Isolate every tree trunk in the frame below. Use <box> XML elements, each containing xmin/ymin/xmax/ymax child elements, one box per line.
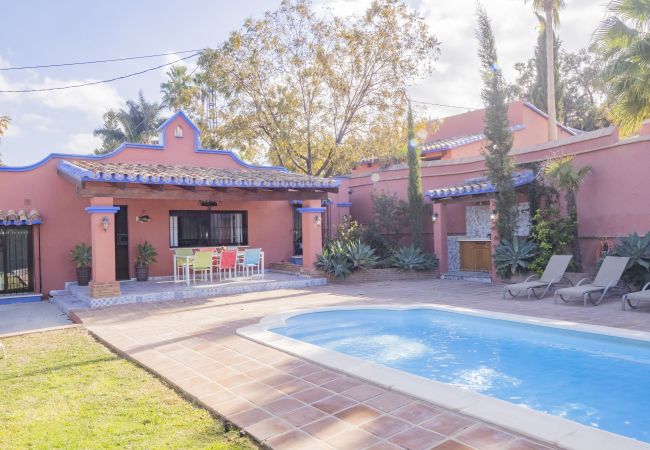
<box><xmin>566</xmin><ymin>190</ymin><xmax>582</xmax><ymax>271</ymax></box>
<box><xmin>545</xmin><ymin>5</ymin><xmax>558</xmax><ymax>141</ymax></box>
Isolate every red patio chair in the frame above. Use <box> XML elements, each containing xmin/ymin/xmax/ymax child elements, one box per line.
<box><xmin>218</xmin><ymin>250</ymin><xmax>238</xmax><ymax>281</ymax></box>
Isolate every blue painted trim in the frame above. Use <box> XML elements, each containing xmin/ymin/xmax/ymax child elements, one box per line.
<box><xmin>1</xmin><ymin>110</ymin><xmax>289</xmax><ymax>174</ymax></box>
<box><xmin>57</xmin><ymin>160</ymin><xmax>339</xmax><ymax>190</ymax></box>
<box><xmin>0</xmin><ymin>219</ymin><xmax>41</xmax><ymax>226</ymax></box>
<box><xmin>523</xmin><ymin>102</ymin><xmax>578</xmax><ymax>135</ymax></box>
<box><xmin>297</xmin><ymin>207</ymin><xmax>326</xmax><ymax>213</ymax></box>
<box><xmin>0</xmin><ymin>293</ymin><xmax>42</xmax><ymax>304</ymax></box>
<box><xmin>336</xmin><ymin>202</ymin><xmax>352</xmax><ymax>207</ymax></box>
<box><xmin>85</xmin><ymin>206</ymin><xmax>120</xmax><ymax>214</ymax></box>
<box><xmin>289</xmin><ymin>200</ymin><xmax>303</xmax><ymax>205</ymax></box>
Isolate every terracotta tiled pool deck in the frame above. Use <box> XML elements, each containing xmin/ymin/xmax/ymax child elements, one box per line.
<box><xmin>73</xmin><ymin>279</ymin><xmax>650</xmax><ymax>450</ymax></box>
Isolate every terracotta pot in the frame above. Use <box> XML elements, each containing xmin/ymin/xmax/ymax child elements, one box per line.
<box><xmin>135</xmin><ymin>264</ymin><xmax>149</xmax><ymax>282</ymax></box>
<box><xmin>76</xmin><ymin>266</ymin><xmax>91</xmax><ymax>286</ymax></box>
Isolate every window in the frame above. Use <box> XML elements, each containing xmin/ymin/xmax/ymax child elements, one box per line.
<box><xmin>175</xmin><ymin>125</ymin><xmax>183</xmax><ymax>138</ymax></box>
<box><xmin>169</xmin><ymin>211</ymin><xmax>248</xmax><ymax>247</ymax></box>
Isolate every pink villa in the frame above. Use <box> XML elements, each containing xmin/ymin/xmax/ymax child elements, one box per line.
<box><xmin>0</xmin><ymin>111</ymin><xmax>348</xmax><ymax>300</ymax></box>
<box><xmin>2</xmin><ymin>100</ymin><xmax>650</xmax><ymax>301</ymax></box>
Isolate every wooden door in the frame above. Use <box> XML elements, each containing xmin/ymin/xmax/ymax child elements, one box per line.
<box><xmin>460</xmin><ymin>241</ymin><xmax>491</xmax><ymax>272</ymax></box>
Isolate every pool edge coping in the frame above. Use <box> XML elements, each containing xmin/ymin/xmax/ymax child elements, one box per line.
<box><xmin>236</xmin><ymin>303</ymin><xmax>650</xmax><ymax>450</ymax></box>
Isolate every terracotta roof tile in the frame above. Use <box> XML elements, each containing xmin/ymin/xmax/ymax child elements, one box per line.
<box><xmin>0</xmin><ymin>209</ymin><xmax>42</xmax><ymax>225</ymax></box>
<box><xmin>58</xmin><ymin>160</ymin><xmax>339</xmax><ymax>190</ymax></box>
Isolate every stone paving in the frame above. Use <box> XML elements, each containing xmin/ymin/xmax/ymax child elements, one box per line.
<box><xmin>73</xmin><ymin>279</ymin><xmax>650</xmax><ymax>450</ymax></box>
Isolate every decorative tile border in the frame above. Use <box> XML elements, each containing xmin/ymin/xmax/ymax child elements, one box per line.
<box><xmin>63</xmin><ymin>277</ymin><xmax>327</xmax><ymax>309</ymax></box>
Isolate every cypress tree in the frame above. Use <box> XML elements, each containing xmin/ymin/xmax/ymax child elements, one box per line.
<box><xmin>406</xmin><ymin>101</ymin><xmax>424</xmax><ymax>249</ymax></box>
<box><xmin>476</xmin><ymin>5</ymin><xmax>517</xmax><ymax>241</ymax></box>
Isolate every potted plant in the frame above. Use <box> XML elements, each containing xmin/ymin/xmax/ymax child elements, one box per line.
<box><xmin>70</xmin><ymin>243</ymin><xmax>92</xmax><ymax>286</ymax></box>
<box><xmin>135</xmin><ymin>241</ymin><xmax>158</xmax><ymax>282</ymax></box>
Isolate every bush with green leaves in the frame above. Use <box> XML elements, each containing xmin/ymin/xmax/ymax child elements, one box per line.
<box><xmin>316</xmin><ymin>241</ymin><xmax>353</xmax><ymax>278</ymax></box>
<box><xmin>528</xmin><ymin>207</ymin><xmax>576</xmax><ymax>275</ymax></box>
<box><xmin>345</xmin><ymin>240</ymin><xmax>378</xmax><ymax>270</ymax></box>
<box><xmin>494</xmin><ymin>238</ymin><xmax>537</xmax><ymax>278</ymax></box>
<box><xmin>333</xmin><ymin>215</ymin><xmax>364</xmax><ymax>245</ymax></box>
<box><xmin>391</xmin><ymin>245</ymin><xmax>438</xmax><ymax>271</ymax></box>
<box><xmin>613</xmin><ymin>232</ymin><xmax>650</xmax><ymax>288</ymax></box>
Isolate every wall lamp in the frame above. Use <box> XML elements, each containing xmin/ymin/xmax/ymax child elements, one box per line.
<box><xmin>431</xmin><ymin>212</ymin><xmax>439</xmax><ymax>223</ymax></box>
<box><xmin>314</xmin><ymin>215</ymin><xmax>322</xmax><ymax>226</ymax></box>
<box><xmin>101</xmin><ymin>216</ymin><xmax>110</xmax><ymax>232</ymax></box>
<box><xmin>489</xmin><ymin>210</ymin><xmax>497</xmax><ymax>222</ymax></box>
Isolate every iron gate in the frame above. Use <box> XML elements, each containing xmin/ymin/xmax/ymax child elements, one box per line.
<box><xmin>0</xmin><ymin>226</ymin><xmax>34</xmax><ymax>295</ymax></box>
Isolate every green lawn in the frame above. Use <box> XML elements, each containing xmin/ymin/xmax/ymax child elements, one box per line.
<box><xmin>0</xmin><ymin>328</ymin><xmax>257</xmax><ymax>450</ymax></box>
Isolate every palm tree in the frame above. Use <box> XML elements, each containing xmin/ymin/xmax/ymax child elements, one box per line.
<box><xmin>525</xmin><ymin>0</ymin><xmax>566</xmax><ymax>140</ymax></box>
<box><xmin>594</xmin><ymin>0</ymin><xmax>650</xmax><ymax>135</ymax></box>
<box><xmin>161</xmin><ymin>66</ymin><xmax>197</xmax><ymax>112</ymax></box>
<box><xmin>542</xmin><ymin>154</ymin><xmax>592</xmax><ymax>270</ymax></box>
<box><xmin>94</xmin><ymin>91</ymin><xmax>164</xmax><ymax>154</ymax></box>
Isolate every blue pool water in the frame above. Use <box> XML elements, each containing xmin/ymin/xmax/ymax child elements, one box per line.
<box><xmin>272</xmin><ymin>308</ymin><xmax>650</xmax><ymax>443</ymax></box>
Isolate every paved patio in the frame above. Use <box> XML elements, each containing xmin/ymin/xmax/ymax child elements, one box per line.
<box><xmin>73</xmin><ymin>279</ymin><xmax>650</xmax><ymax>450</ymax></box>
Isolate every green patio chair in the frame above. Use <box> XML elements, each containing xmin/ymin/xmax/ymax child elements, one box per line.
<box><xmin>173</xmin><ymin>248</ymin><xmax>194</xmax><ymax>282</ymax></box>
<box><xmin>192</xmin><ymin>251</ymin><xmax>214</xmax><ymax>284</ymax></box>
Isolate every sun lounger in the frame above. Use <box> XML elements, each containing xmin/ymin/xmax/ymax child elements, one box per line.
<box><xmin>503</xmin><ymin>255</ymin><xmax>573</xmax><ymax>300</ymax></box>
<box><xmin>554</xmin><ymin>256</ymin><xmax>629</xmax><ymax>306</ymax></box>
<box><xmin>622</xmin><ymin>282</ymin><xmax>650</xmax><ymax>310</ymax></box>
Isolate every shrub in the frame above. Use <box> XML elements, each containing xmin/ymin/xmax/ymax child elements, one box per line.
<box><xmin>366</xmin><ymin>191</ymin><xmax>408</xmax><ymax>257</ymax></box>
<box><xmin>345</xmin><ymin>240</ymin><xmax>378</xmax><ymax>270</ymax></box>
<box><xmin>494</xmin><ymin>238</ymin><xmax>537</xmax><ymax>278</ymax></box>
<box><xmin>333</xmin><ymin>215</ymin><xmax>364</xmax><ymax>245</ymax></box>
<box><xmin>135</xmin><ymin>241</ymin><xmax>158</xmax><ymax>267</ymax></box>
<box><xmin>70</xmin><ymin>243</ymin><xmax>92</xmax><ymax>268</ymax></box>
<box><xmin>613</xmin><ymin>232</ymin><xmax>650</xmax><ymax>288</ymax></box>
<box><xmin>316</xmin><ymin>241</ymin><xmax>352</xmax><ymax>278</ymax></box>
<box><xmin>528</xmin><ymin>207</ymin><xmax>576</xmax><ymax>275</ymax></box>
<box><xmin>391</xmin><ymin>245</ymin><xmax>438</xmax><ymax>271</ymax></box>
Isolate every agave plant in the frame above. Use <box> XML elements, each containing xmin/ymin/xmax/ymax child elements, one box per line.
<box><xmin>345</xmin><ymin>240</ymin><xmax>378</xmax><ymax>270</ymax></box>
<box><xmin>391</xmin><ymin>245</ymin><xmax>438</xmax><ymax>271</ymax></box>
<box><xmin>494</xmin><ymin>238</ymin><xmax>538</xmax><ymax>278</ymax></box>
<box><xmin>613</xmin><ymin>232</ymin><xmax>650</xmax><ymax>288</ymax></box>
<box><xmin>316</xmin><ymin>241</ymin><xmax>352</xmax><ymax>278</ymax></box>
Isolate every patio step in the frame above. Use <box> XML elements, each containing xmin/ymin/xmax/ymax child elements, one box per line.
<box><xmin>53</xmin><ymin>271</ymin><xmax>327</xmax><ymax>310</ymax></box>
<box><xmin>441</xmin><ymin>271</ymin><xmax>492</xmax><ymax>284</ymax></box>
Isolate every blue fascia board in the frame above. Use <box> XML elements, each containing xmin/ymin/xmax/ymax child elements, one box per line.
<box><xmin>0</xmin><ymin>219</ymin><xmax>42</xmax><ymax>226</ymax></box>
<box><xmin>85</xmin><ymin>206</ymin><xmax>121</xmax><ymax>214</ymax></box>
<box><xmin>336</xmin><ymin>202</ymin><xmax>352</xmax><ymax>207</ymax></box>
<box><xmin>425</xmin><ymin>170</ymin><xmax>536</xmax><ymax>200</ymax></box>
<box><xmin>297</xmin><ymin>207</ymin><xmax>326</xmax><ymax>213</ymax></box>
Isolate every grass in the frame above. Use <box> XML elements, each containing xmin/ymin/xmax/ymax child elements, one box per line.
<box><xmin>0</xmin><ymin>328</ymin><xmax>257</xmax><ymax>450</ymax></box>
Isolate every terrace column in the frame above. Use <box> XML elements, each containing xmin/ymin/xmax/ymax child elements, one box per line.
<box><xmin>489</xmin><ymin>198</ymin><xmax>499</xmax><ymax>281</ymax></box>
<box><xmin>85</xmin><ymin>197</ymin><xmax>121</xmax><ymax>298</ymax></box>
<box><xmin>299</xmin><ymin>200</ymin><xmax>325</xmax><ymax>269</ymax></box>
<box><xmin>433</xmin><ymin>202</ymin><xmax>448</xmax><ymax>273</ymax></box>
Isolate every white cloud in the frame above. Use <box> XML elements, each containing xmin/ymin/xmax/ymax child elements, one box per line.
<box><xmin>3</xmin><ymin>122</ymin><xmax>22</xmax><ymax>137</ymax></box>
<box><xmin>161</xmin><ymin>52</ymin><xmax>198</xmax><ymax>77</ymax></box>
<box><xmin>31</xmin><ymin>78</ymin><xmax>123</xmax><ymax>122</ymax></box>
<box><xmin>21</xmin><ymin>112</ymin><xmax>53</xmax><ymax>132</ymax></box>
<box><xmin>62</xmin><ymin>132</ymin><xmax>101</xmax><ymax>154</ymax></box>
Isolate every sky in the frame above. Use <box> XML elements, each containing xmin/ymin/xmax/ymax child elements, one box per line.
<box><xmin>0</xmin><ymin>0</ymin><xmax>606</xmax><ymax>166</ymax></box>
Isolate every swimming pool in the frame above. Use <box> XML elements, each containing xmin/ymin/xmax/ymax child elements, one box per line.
<box><xmin>264</xmin><ymin>307</ymin><xmax>650</xmax><ymax>445</ymax></box>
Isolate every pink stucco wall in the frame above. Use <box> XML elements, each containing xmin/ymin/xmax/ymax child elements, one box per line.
<box><xmin>344</xmin><ymin>124</ymin><xmax>650</xmax><ymax>271</ymax></box>
<box><xmin>0</xmin><ymin>113</ymin><xmax>305</xmax><ymax>294</ymax></box>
